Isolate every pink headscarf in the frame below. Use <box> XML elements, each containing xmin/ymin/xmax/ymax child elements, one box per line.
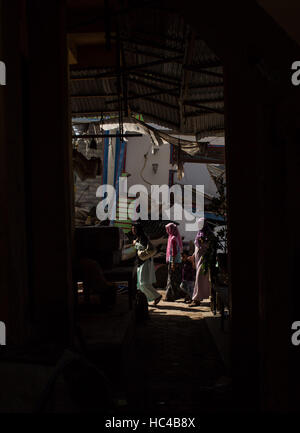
<box><xmin>165</xmin><ymin>223</ymin><xmax>183</xmax><ymax>262</ymax></box>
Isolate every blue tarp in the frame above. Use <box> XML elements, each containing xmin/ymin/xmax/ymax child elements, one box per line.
<box><xmin>204</xmin><ymin>212</ymin><xmax>225</xmax><ymax>223</ymax></box>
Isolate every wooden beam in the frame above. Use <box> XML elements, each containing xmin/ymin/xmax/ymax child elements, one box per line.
<box><xmin>70</xmin><ymin>55</ymin><xmax>183</xmax><ymax>80</ymax></box>
<box><xmin>125</xmin><ymin>55</ymin><xmax>183</xmax><ymax>71</ymax></box>
<box><xmin>131</xmin><ymin>110</ymin><xmax>179</xmax><ymax>128</ymax></box>
<box><xmin>130</xmin><ymin>94</ymin><xmax>178</xmax><ymax>111</ymax></box>
<box><xmin>71</xmin><ymin>74</ymin><xmax>116</xmax><ymax>81</ymax></box>
<box><xmin>183</xmin><ymin>64</ymin><xmax>223</xmax><ymax>78</ymax></box>
<box><xmin>72</xmin><ymin>110</ymin><xmax>122</xmax><ymax>116</ymax></box>
<box><xmin>179</xmin><ymin>26</ymin><xmax>195</xmax><ymax>131</ymax></box>
<box><xmin>127</xmin><ymin>77</ymin><xmax>179</xmax><ymax>94</ymax></box>
<box><xmin>189</xmin><ymin>82</ymin><xmax>224</xmax><ymax>89</ymax></box>
<box><xmin>184</xmin><ymin>100</ymin><xmax>223</xmax><ymax>110</ymax></box>
<box><xmin>130</xmin><ymin>72</ymin><xmax>224</xmax><ymax>90</ymax></box>
<box><xmin>116</xmin><ymin>27</ymin><xmax>123</xmax><ymax>134</ymax></box>
<box><xmin>72</xmin><ymin>133</ymin><xmax>143</xmax><ymax>138</ymax></box>
<box><xmin>71</xmin><ymin>93</ymin><xmax>118</xmax><ymax>98</ymax></box>
<box><xmin>183</xmin><ymin>97</ymin><xmax>224</xmax><ymax>104</ymax></box>
<box><xmin>129</xmin><ymin>71</ymin><xmax>180</xmax><ymax>86</ymax></box>
<box><xmin>184</xmin><ymin>102</ymin><xmax>224</xmax><ymax>115</ymax></box>
<box><xmin>124</xmin><ymin>46</ymin><xmax>184</xmax><ymax>63</ymax></box>
<box><xmin>134</xmin><ymin>87</ymin><xmax>178</xmax><ymax>99</ymax></box>
<box><xmin>106</xmin><ymin>86</ymin><xmax>179</xmax><ymax>105</ymax></box>
<box><xmin>185</xmin><ymin>110</ymin><xmax>224</xmax><ymax>118</ymax></box>
<box><xmin>71</xmin><ymin>69</ymin><xmax>180</xmax><ymax>86</ymax></box>
<box><xmin>126</xmin><ymin>29</ymin><xmax>186</xmax><ymax>45</ymax></box>
<box><xmin>120</xmin><ymin>38</ymin><xmax>129</xmax><ymax>117</ymax></box>
<box><xmin>113</xmin><ymin>34</ymin><xmax>184</xmax><ymax>55</ymax></box>
<box><xmin>183</xmin><ymin>60</ymin><xmax>222</xmax><ymax>69</ymax></box>
<box><xmin>195</xmin><ymin>60</ymin><xmax>222</xmax><ymax>68</ymax></box>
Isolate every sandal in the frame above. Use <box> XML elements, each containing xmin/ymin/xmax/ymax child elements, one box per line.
<box><xmin>154</xmin><ymin>295</ymin><xmax>162</xmax><ymax>306</ymax></box>
<box><xmin>188</xmin><ymin>300</ymin><xmax>200</xmax><ymax>307</ymax></box>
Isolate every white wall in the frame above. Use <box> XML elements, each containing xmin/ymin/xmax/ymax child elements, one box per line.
<box><xmin>125</xmin><ymin>133</ymin><xmax>220</xmax><ymax>242</ymax></box>
<box><xmin>125</xmin><ymin>134</ymin><xmax>172</xmax><ymax>192</ymax></box>
<box><xmin>126</xmin><ymin>133</ymin><xmax>219</xmax><ymax>199</ymax></box>
<box><xmin>174</xmin><ymin>163</ymin><xmax>218</xmax><ymax>197</ymax></box>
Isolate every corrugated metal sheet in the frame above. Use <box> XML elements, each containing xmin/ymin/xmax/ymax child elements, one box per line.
<box><xmin>70</xmin><ymin>7</ymin><xmax>224</xmax><ymax>138</ymax></box>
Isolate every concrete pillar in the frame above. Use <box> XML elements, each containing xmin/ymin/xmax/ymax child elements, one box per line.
<box><xmin>0</xmin><ymin>0</ymin><xmax>74</xmax><ymax>347</ymax></box>
<box><xmin>25</xmin><ymin>0</ymin><xmax>74</xmax><ymax>344</ymax></box>
<box><xmin>0</xmin><ymin>0</ymin><xmax>30</xmax><ymax>346</ymax></box>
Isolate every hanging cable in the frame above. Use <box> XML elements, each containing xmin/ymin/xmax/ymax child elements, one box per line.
<box><xmin>139</xmin><ymin>142</ymin><xmax>154</xmax><ymax>186</ymax></box>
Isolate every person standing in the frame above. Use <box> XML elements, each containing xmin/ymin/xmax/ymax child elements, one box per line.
<box><xmin>132</xmin><ymin>222</ymin><xmax>162</xmax><ymax>306</ymax></box>
<box><xmin>189</xmin><ymin>218</ymin><xmax>211</xmax><ymax>307</ymax></box>
<box><xmin>180</xmin><ymin>250</ymin><xmax>196</xmax><ymax>303</ymax></box>
<box><xmin>165</xmin><ymin>223</ymin><xmax>183</xmax><ymax>301</ymax></box>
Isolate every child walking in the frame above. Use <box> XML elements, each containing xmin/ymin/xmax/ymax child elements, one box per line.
<box><xmin>180</xmin><ymin>250</ymin><xmax>196</xmax><ymax>303</ymax></box>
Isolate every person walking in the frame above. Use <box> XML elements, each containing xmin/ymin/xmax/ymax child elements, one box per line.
<box><xmin>180</xmin><ymin>250</ymin><xmax>196</xmax><ymax>303</ymax></box>
<box><xmin>132</xmin><ymin>222</ymin><xmax>162</xmax><ymax>306</ymax></box>
<box><xmin>165</xmin><ymin>223</ymin><xmax>183</xmax><ymax>301</ymax></box>
<box><xmin>189</xmin><ymin>218</ymin><xmax>211</xmax><ymax>307</ymax></box>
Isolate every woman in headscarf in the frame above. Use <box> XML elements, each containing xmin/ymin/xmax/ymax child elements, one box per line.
<box><xmin>189</xmin><ymin>217</ymin><xmax>211</xmax><ymax>307</ymax></box>
<box><xmin>165</xmin><ymin>222</ymin><xmax>183</xmax><ymax>301</ymax></box>
<box><xmin>132</xmin><ymin>222</ymin><xmax>162</xmax><ymax>305</ymax></box>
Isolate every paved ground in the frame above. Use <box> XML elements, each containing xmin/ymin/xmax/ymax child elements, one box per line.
<box><xmin>120</xmin><ymin>290</ymin><xmax>233</xmax><ymax>414</ymax></box>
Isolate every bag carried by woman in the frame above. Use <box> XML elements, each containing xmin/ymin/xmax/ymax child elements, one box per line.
<box><xmin>137</xmin><ymin>240</ymin><xmax>157</xmax><ymax>261</ymax></box>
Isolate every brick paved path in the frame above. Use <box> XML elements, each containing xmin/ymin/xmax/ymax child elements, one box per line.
<box><xmin>125</xmin><ymin>290</ymin><xmax>232</xmax><ymax>414</ymax></box>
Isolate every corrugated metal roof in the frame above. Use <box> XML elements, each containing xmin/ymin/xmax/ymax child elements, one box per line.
<box><xmin>70</xmin><ymin>7</ymin><xmax>224</xmax><ymax>138</ymax></box>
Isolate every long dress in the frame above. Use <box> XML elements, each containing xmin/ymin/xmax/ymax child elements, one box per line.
<box><xmin>165</xmin><ymin>262</ymin><xmax>183</xmax><ymax>301</ymax></box>
<box><xmin>135</xmin><ymin>241</ymin><xmax>161</xmax><ymax>302</ymax></box>
<box><xmin>192</xmin><ymin>241</ymin><xmax>210</xmax><ymax>302</ymax></box>
<box><xmin>165</xmin><ymin>243</ymin><xmax>183</xmax><ymax>301</ymax></box>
